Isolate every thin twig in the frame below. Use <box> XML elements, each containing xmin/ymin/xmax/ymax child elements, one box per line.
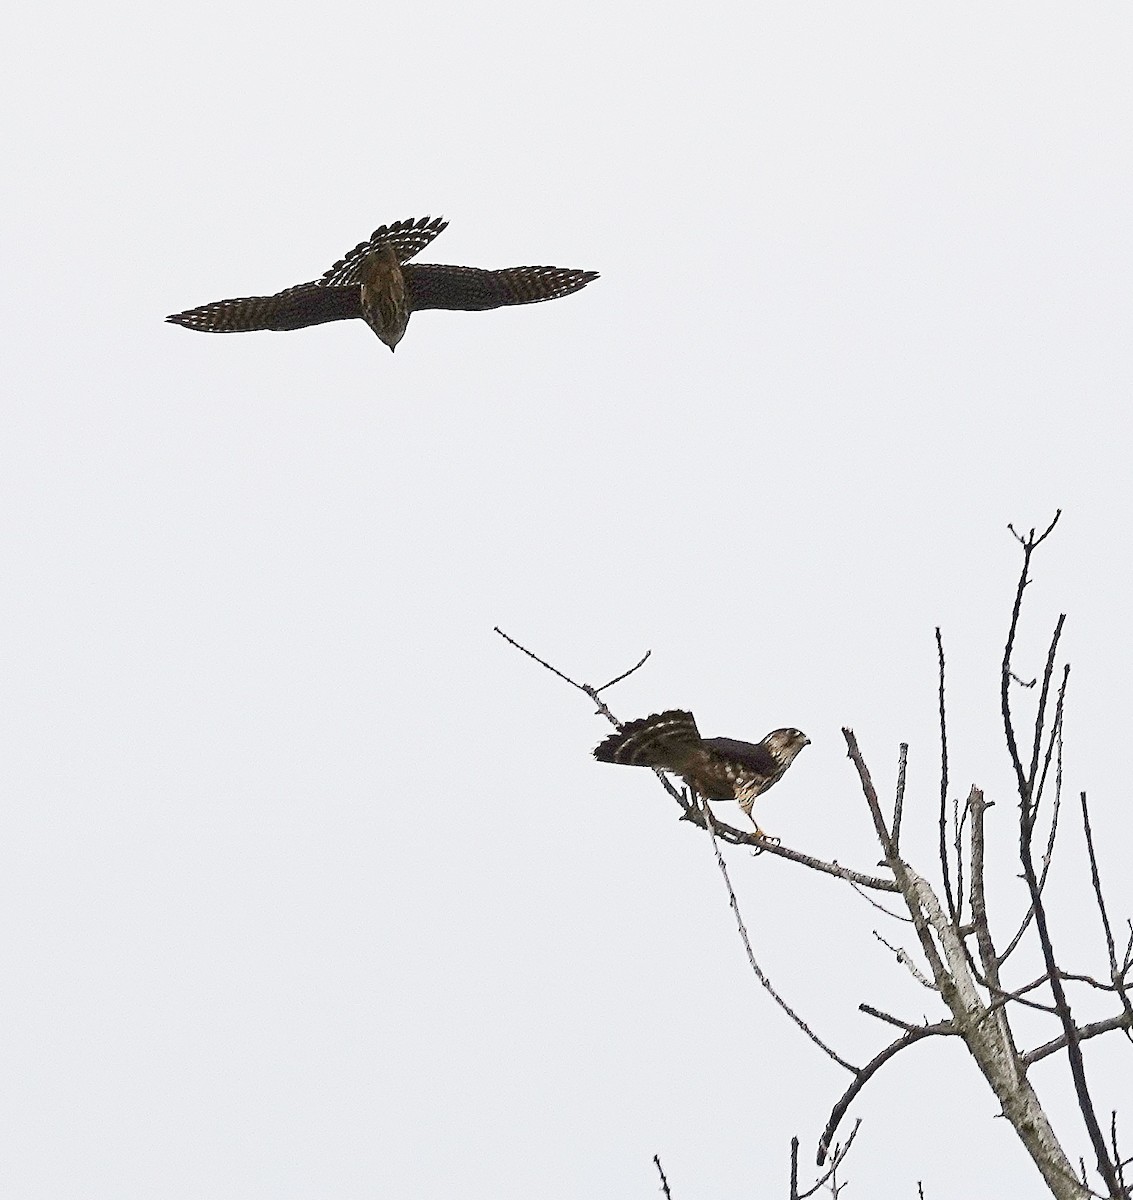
<box><xmin>798</xmin><ymin>1122</ymin><xmax>861</xmax><ymax>1199</ymax></box>
<box><xmin>843</xmin><ymin>729</ymin><xmax>896</xmax><ymax>860</ymax></box>
<box><xmin>935</xmin><ymin>628</ymin><xmax>958</xmax><ymax>925</ymax></box>
<box><xmin>653</xmin><ymin>1154</ymin><xmax>672</xmax><ymax>1199</ymax></box>
<box><xmin>493</xmin><ymin>626</ymin><xmax>633</xmax><ymax>727</ymax></box>
<box><xmin>1111</xmin><ymin>1112</ymin><xmax>1128</xmax><ymax>1196</ymax></box>
<box><xmin>1059</xmin><ymin>970</ymin><xmax>1133</xmax><ymax>995</ymax></box>
<box><xmin>851</xmin><ymin>880</ymin><xmax>913</xmax><ymax>923</ymax></box>
<box><xmin>999</xmin><ymin>677</ymin><xmax>1068</xmax><ymax>970</ymax></box>
<box><xmin>873</xmin><ymin>932</ymin><xmax>935</xmax><ymax>990</ymax></box>
<box><xmin>1034</xmin><ymin>665</ymin><xmax>1067</xmax><ymax>815</ymax></box>
<box><xmin>494</xmin><ymin>626</ymin><xmax>588</xmax><ymax>692</ymax></box>
<box><xmin>1025</xmin><ymin>621</ymin><xmax>1067</xmax><ymax>818</ymax></box>
<box><xmin>705</xmin><ymin>814</ymin><xmax>857</xmax><ymax>1073</ymax></box>
<box><xmin>978</xmin><ymin>974</ymin><xmax>1058</xmax><ymax>1017</ymax></box>
<box><xmin>1001</xmin><ymin>513</ymin><xmax>1062</xmax><ymax>803</ymax></box>
<box><xmin>953</xmin><ymin>791</ymin><xmax>966</xmax><ymax>930</ymax></box>
<box><xmin>1080</xmin><ymin>791</ymin><xmax>1133</xmax><ymax>1040</ymax></box>
<box><xmin>596</xmin><ymin>650</ymin><xmax>652</xmax><ymax>694</ymax></box>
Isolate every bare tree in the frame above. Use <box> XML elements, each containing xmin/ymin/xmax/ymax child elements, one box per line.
<box><xmin>498</xmin><ymin>514</ymin><xmax>1132</xmax><ymax>1198</ymax></box>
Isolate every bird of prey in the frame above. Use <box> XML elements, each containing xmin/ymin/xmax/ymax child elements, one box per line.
<box><xmin>593</xmin><ymin>710</ymin><xmax>809</xmax><ymax>835</ymax></box>
<box><xmin>166</xmin><ymin>216</ymin><xmax>598</xmax><ymax>352</ymax></box>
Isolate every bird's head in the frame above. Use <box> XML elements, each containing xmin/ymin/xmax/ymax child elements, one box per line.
<box><xmin>763</xmin><ymin>728</ymin><xmax>810</xmax><ymax>769</ymax></box>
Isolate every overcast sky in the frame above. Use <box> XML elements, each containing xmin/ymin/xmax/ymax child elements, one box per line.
<box><xmin>3</xmin><ymin>4</ymin><xmax>1132</xmax><ymax>1198</ymax></box>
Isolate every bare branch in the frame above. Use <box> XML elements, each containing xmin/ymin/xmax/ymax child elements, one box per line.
<box><xmin>1059</xmin><ymin>970</ymin><xmax>1133</xmax><ymax>996</ymax></box>
<box><xmin>1015</xmin><ymin>662</ymin><xmax>1122</xmax><ymax>1195</ymax></box>
<box><xmin>1023</xmin><ymin>1014</ymin><xmax>1133</xmax><ymax>1067</ymax></box>
<box><xmin>1007</xmin><ymin>511</ymin><xmax>1063</xmax><ymax>549</ymax></box>
<box><xmin>998</xmin><ymin>554</ymin><xmax>1070</xmax><ymax>971</ymax></box>
<box><xmin>705</xmin><ymin>811</ymin><xmax>858</xmax><ymax>1073</ymax></box>
<box><xmin>1034</xmin><ymin>665</ymin><xmax>1067</xmax><ymax>814</ymax></box>
<box><xmin>818</xmin><ymin>1023</ymin><xmax>953</xmax><ymax>1164</ymax></box>
<box><xmin>968</xmin><ymin>787</ymin><xmax>1004</xmax><ymax>997</ymax></box>
<box><xmin>1001</xmin><ymin>556</ymin><xmax>1031</xmax><ymax>800</ymax></box>
<box><xmin>1025</xmin><ymin>620</ymin><xmax>1067</xmax><ymax>818</ymax></box>
<box><xmin>494</xmin><ymin>625</ymin><xmax>590</xmax><ymax>694</ymax></box>
<box><xmin>978</xmin><ymin>975</ymin><xmax>1058</xmax><ymax>1017</ymax></box>
<box><xmin>892</xmin><ymin>743</ymin><xmax>908</xmax><ymax>855</ymax></box>
<box><xmin>999</xmin><ymin>544</ymin><xmax>1123</xmax><ymax>1192</ymax></box>
<box><xmin>842</xmin><ymin>728</ymin><xmax>897</xmax><ymax>860</ymax></box>
<box><xmin>936</xmin><ymin>628</ymin><xmax>957</xmax><ymax>924</ymax></box>
<box><xmin>861</xmin><ymin>1003</ymin><xmax>955</xmax><ymax>1036</ymax></box>
<box><xmin>843</xmin><ymin>731</ymin><xmax>951</xmax><ymax>991</ymax></box>
<box><xmin>653</xmin><ymin>1154</ymin><xmax>672</xmax><ymax>1199</ymax></box>
<box><xmin>680</xmin><ymin>804</ymin><xmax>900</xmax><ymax>891</ymax></box>
<box><xmin>596</xmin><ymin>650</ymin><xmax>652</xmax><ymax>694</ymax></box>
<box><xmin>999</xmin><ymin>681</ymin><xmax>1068</xmax><ymax>970</ymax></box>
<box><xmin>494</xmin><ymin>625</ymin><xmax>633</xmax><ymax>729</ymax></box>
<box><xmin>1080</xmin><ymin>791</ymin><xmax>1133</xmax><ymax>1040</ymax></box>
<box><xmin>1111</xmin><ymin>1113</ymin><xmax>1129</xmax><ymax>1197</ymax></box>
<box><xmin>872</xmin><ymin>932</ymin><xmax>936</xmax><ymax>990</ymax></box>
<box><xmin>837</xmin><ymin>726</ymin><xmax>1090</xmax><ymax>1196</ymax></box>
<box><xmin>851</xmin><ymin>880</ymin><xmax>913</xmax><ymax>922</ymax></box>
<box><xmin>797</xmin><ymin>1122</ymin><xmax>861</xmax><ymax>1199</ymax></box>
<box><xmin>997</xmin><ymin>905</ymin><xmax>1035</xmax><ymax>969</ymax></box>
<box><xmin>1001</xmin><ymin>514</ymin><xmax>1062</xmax><ymax>805</ymax></box>
<box><xmin>954</xmin><ymin>791</ymin><xmax>967</xmax><ymax>931</ymax></box>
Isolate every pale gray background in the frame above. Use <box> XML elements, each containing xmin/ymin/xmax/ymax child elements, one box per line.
<box><xmin>2</xmin><ymin>4</ymin><xmax>1131</xmax><ymax>1197</ymax></box>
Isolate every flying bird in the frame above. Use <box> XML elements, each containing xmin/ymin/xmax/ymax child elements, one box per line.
<box><xmin>167</xmin><ymin>216</ymin><xmax>598</xmax><ymax>352</ymax></box>
<box><xmin>593</xmin><ymin>710</ymin><xmax>809</xmax><ymax>836</ymax></box>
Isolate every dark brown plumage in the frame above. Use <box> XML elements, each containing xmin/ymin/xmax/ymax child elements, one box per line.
<box><xmin>166</xmin><ymin>216</ymin><xmax>598</xmax><ymax>352</ymax></box>
<box><xmin>594</xmin><ymin>710</ymin><xmax>809</xmax><ymax>835</ymax></box>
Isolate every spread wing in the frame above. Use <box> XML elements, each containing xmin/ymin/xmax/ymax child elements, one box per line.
<box><xmin>404</xmin><ymin>264</ymin><xmax>599</xmax><ymax>312</ymax></box>
<box><xmin>320</xmin><ymin>217</ymin><xmax>449</xmax><ymax>287</ymax></box>
<box><xmin>167</xmin><ymin>282</ymin><xmax>360</xmax><ymax>332</ymax></box>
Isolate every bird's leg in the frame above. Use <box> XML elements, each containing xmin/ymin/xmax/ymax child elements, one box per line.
<box><xmin>739</xmin><ymin>798</ymin><xmax>780</xmax><ymax>849</ymax></box>
<box><xmin>693</xmin><ymin>787</ymin><xmax>712</xmax><ymax>825</ymax></box>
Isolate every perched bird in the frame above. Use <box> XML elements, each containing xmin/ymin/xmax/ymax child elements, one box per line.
<box><xmin>166</xmin><ymin>216</ymin><xmax>598</xmax><ymax>352</ymax></box>
<box><xmin>594</xmin><ymin>710</ymin><xmax>809</xmax><ymax>835</ymax></box>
